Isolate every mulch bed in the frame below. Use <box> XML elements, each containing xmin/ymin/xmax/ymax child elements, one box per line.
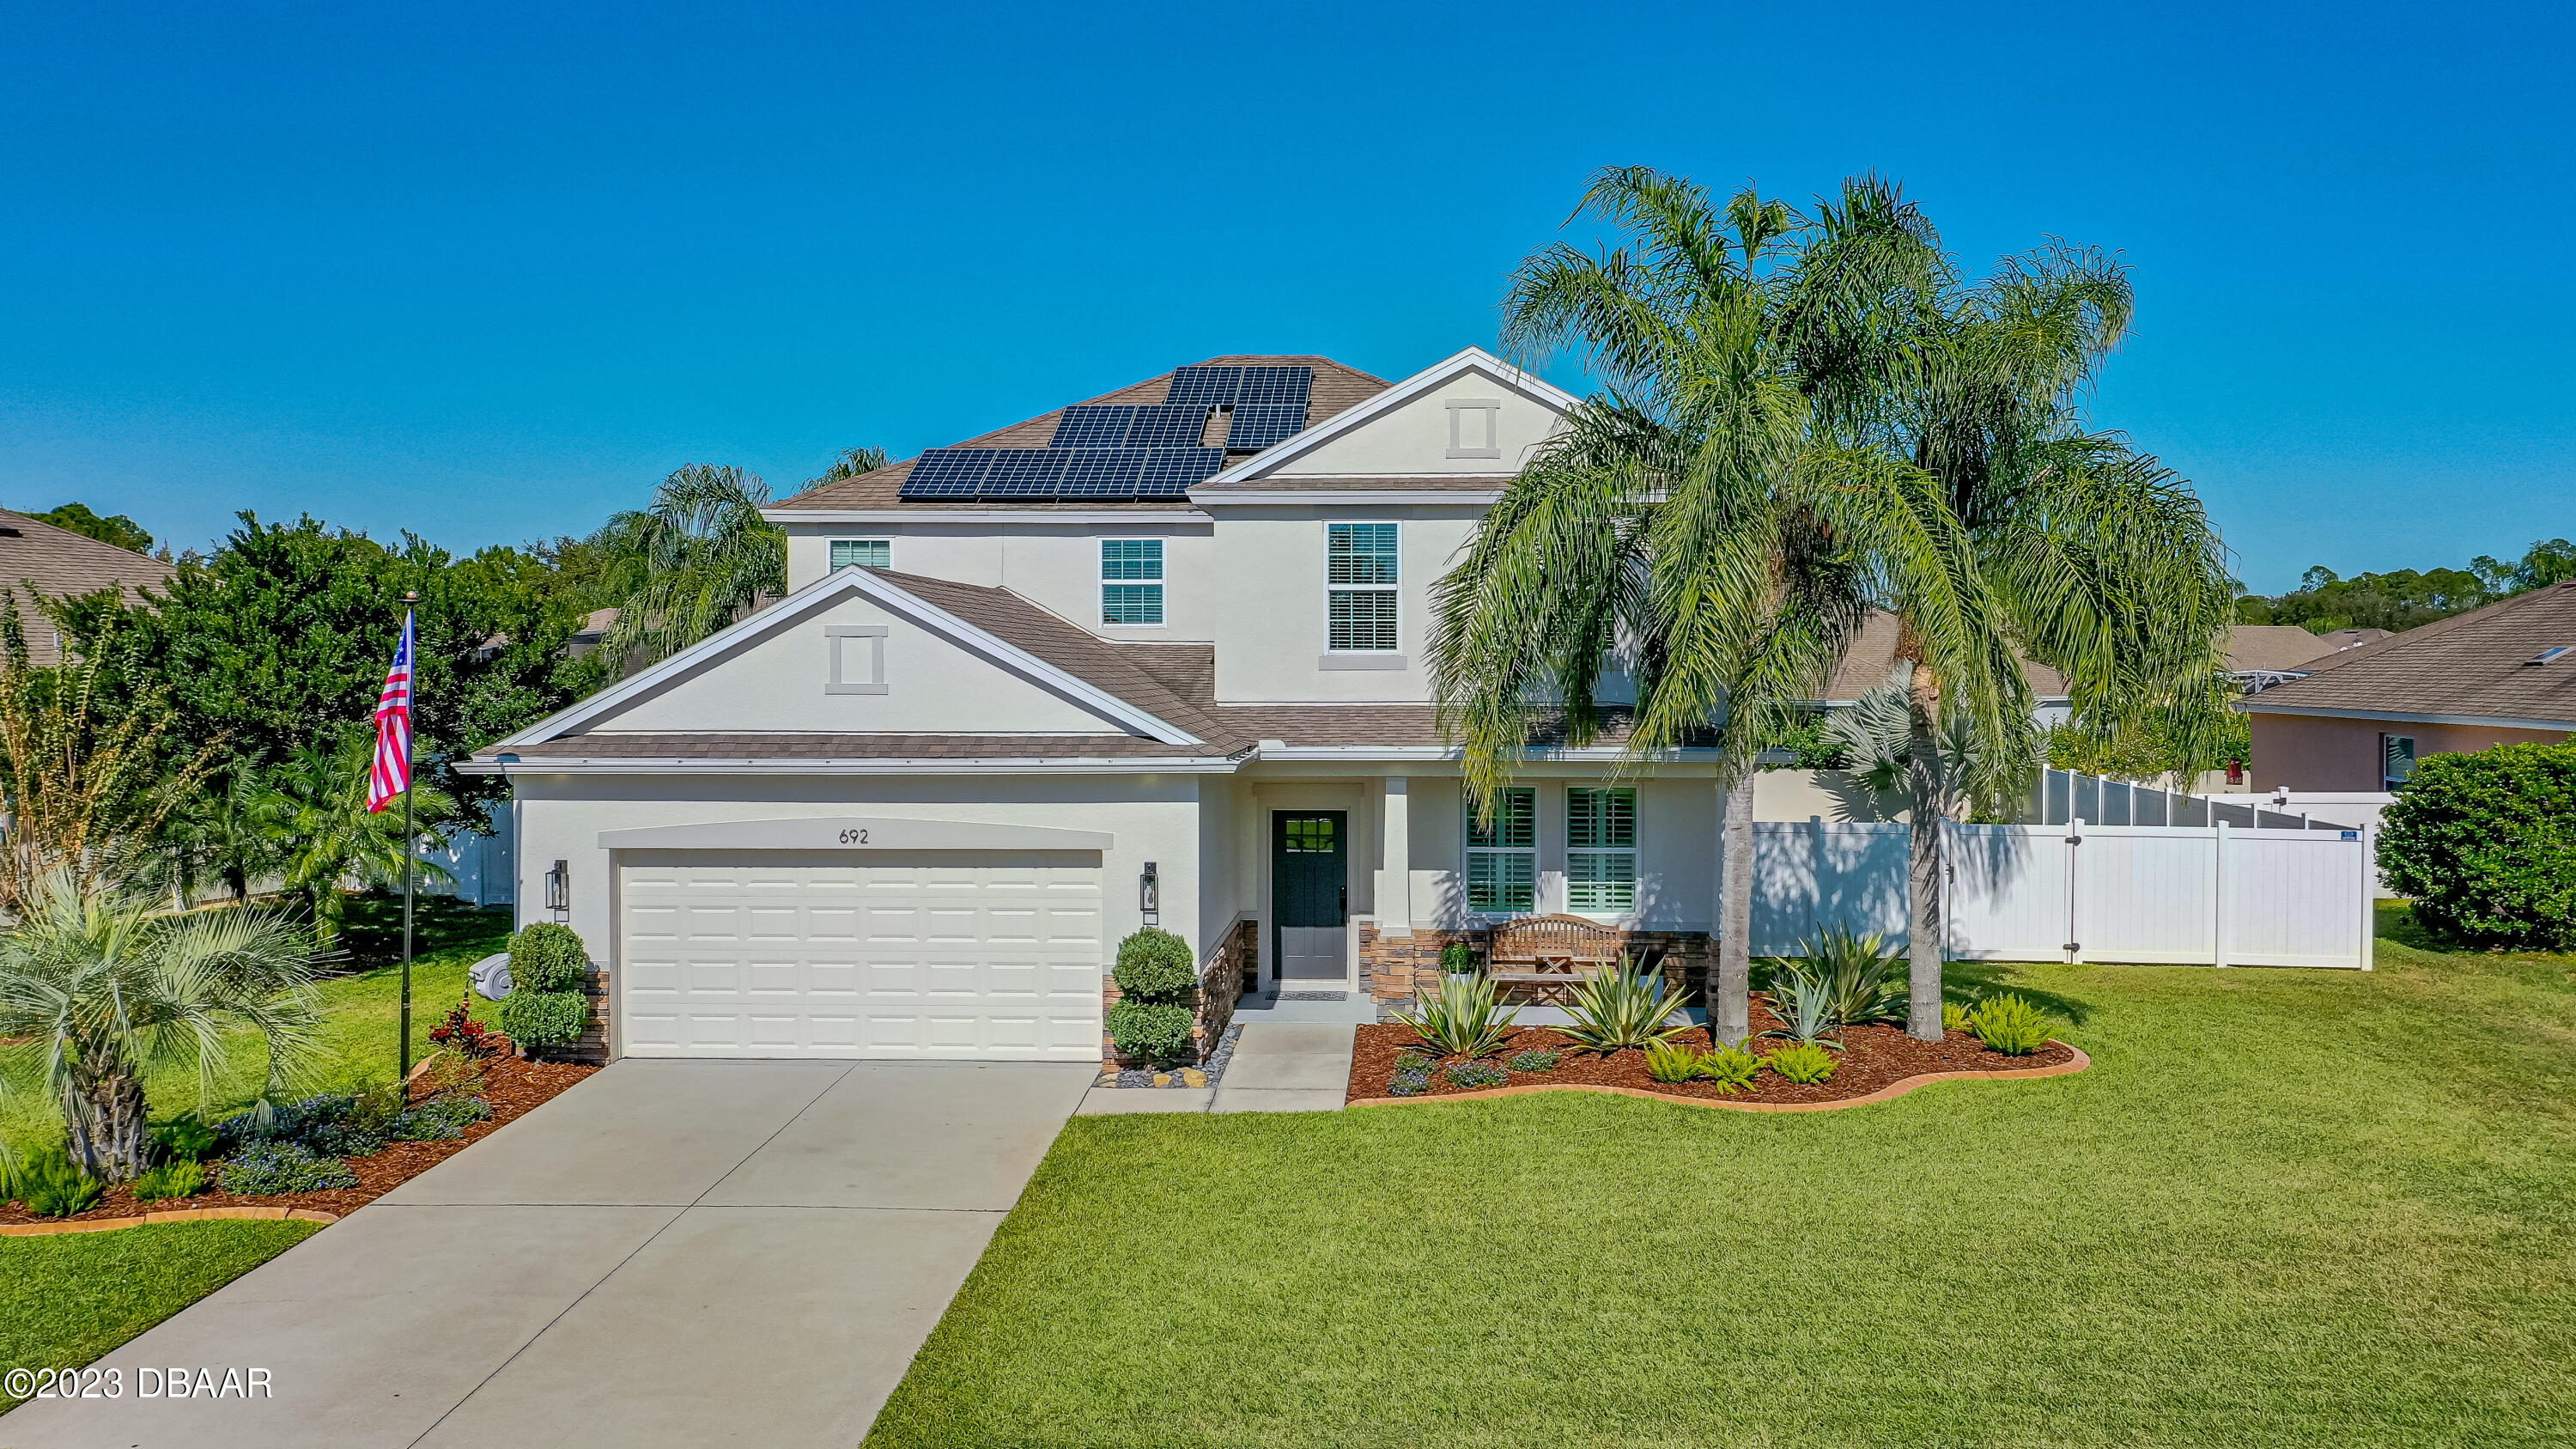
<box><xmin>1349</xmin><ymin>999</ymin><xmax>2075</xmax><ymax>1107</ymax></box>
<box><xmin>0</xmin><ymin>1054</ymin><xmax>598</xmax><ymax>1229</ymax></box>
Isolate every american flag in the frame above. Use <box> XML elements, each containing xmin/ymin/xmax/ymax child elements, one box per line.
<box><xmin>366</xmin><ymin>611</ymin><xmax>415</xmax><ymax>814</ymax></box>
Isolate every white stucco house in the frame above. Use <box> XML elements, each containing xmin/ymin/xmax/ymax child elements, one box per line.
<box><xmin>465</xmin><ymin>348</ymin><xmax>1971</xmax><ymax>1063</ymax></box>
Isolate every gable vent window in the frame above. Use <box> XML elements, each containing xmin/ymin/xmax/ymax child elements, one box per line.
<box><xmin>830</xmin><ymin>539</ymin><xmax>890</xmax><ymax>571</ymax></box>
<box><xmin>1101</xmin><ymin>539</ymin><xmax>1164</xmax><ymax>625</ymax></box>
<box><xmin>1465</xmin><ymin>787</ymin><xmax>1536</xmax><ymax>915</ymax></box>
<box><xmin>1567</xmin><ymin>787</ymin><xmax>1638</xmax><ymax>912</ymax></box>
<box><xmin>1327</xmin><ymin>523</ymin><xmax>1400</xmax><ymax>650</ymax></box>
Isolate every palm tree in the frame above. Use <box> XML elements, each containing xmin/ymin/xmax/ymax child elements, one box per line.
<box><xmin>165</xmin><ymin>763</ymin><xmax>288</xmax><ymax>908</ymax></box>
<box><xmin>1433</xmin><ymin>170</ymin><xmax>2021</xmax><ymax>1045</ymax></box>
<box><xmin>0</xmin><ymin>871</ymin><xmax>323</xmax><ymax>1181</ymax></box>
<box><xmin>592</xmin><ymin>465</ymin><xmax>788</xmax><ymax>667</ymax></box>
<box><xmin>808</xmin><ymin>446</ymin><xmax>888</xmax><ymax>488</ymax></box>
<box><xmin>1778</xmin><ymin>180</ymin><xmax>2236</xmax><ymax>1036</ymax></box>
<box><xmin>258</xmin><ymin>736</ymin><xmax>455</xmax><ymax>946</ymax></box>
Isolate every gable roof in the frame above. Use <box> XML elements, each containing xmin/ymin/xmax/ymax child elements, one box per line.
<box><xmin>1819</xmin><ymin>612</ymin><xmax>2070</xmax><ymax>702</ymax></box>
<box><xmin>0</xmin><ymin>508</ymin><xmax>173</xmax><ymax>665</ymax></box>
<box><xmin>766</xmin><ymin>356</ymin><xmax>1392</xmax><ymax>514</ymax></box>
<box><xmin>2239</xmin><ymin>581</ymin><xmax>2576</xmax><ymax>728</ymax></box>
<box><xmin>1194</xmin><ymin>346</ymin><xmax>1578</xmax><ymax>492</ymax></box>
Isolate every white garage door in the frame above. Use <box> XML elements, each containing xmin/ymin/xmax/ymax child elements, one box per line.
<box><xmin>617</xmin><ymin>851</ymin><xmax>1103</xmax><ymax>1059</ymax></box>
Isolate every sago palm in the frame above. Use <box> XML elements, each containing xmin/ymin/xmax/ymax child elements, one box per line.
<box><xmin>0</xmin><ymin>872</ymin><xmax>323</xmax><ymax>1181</ymax></box>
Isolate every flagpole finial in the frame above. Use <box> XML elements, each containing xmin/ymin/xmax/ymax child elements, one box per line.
<box><xmin>403</xmin><ymin>590</ymin><xmax>419</xmax><ymax>603</ymax></box>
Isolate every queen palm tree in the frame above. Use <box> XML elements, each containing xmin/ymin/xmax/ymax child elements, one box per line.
<box><xmin>592</xmin><ymin>465</ymin><xmax>788</xmax><ymax>668</ymax></box>
<box><xmin>0</xmin><ymin>871</ymin><xmax>322</xmax><ymax>1181</ymax></box>
<box><xmin>1433</xmin><ymin>170</ymin><xmax>2022</xmax><ymax>1044</ymax></box>
<box><xmin>258</xmin><ymin>736</ymin><xmax>455</xmax><ymax>946</ymax></box>
<box><xmin>1437</xmin><ymin>168</ymin><xmax>2232</xmax><ymax>1042</ymax></box>
<box><xmin>808</xmin><ymin>446</ymin><xmax>889</xmax><ymax>488</ymax></box>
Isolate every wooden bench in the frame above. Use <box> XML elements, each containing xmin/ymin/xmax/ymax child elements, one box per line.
<box><xmin>1482</xmin><ymin>916</ymin><xmax>1668</xmax><ymax>1006</ymax></box>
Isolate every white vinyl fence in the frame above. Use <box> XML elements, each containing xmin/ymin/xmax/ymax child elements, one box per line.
<box><xmin>1751</xmin><ymin>816</ymin><xmax>2376</xmax><ymax>970</ymax></box>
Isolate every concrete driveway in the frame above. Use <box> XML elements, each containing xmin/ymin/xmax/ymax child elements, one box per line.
<box><xmin>1</xmin><ymin>1058</ymin><xmax>1094</xmax><ymax>1449</ymax></box>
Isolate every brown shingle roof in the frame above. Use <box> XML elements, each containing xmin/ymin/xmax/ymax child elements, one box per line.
<box><xmin>510</xmin><ymin>732</ymin><xmax>1216</xmax><ymax>760</ymax></box>
<box><xmin>0</xmin><ymin>508</ymin><xmax>173</xmax><ymax>665</ymax></box>
<box><xmin>770</xmin><ymin>356</ymin><xmax>1392</xmax><ymax>513</ymax></box>
<box><xmin>1818</xmin><ymin>612</ymin><xmax>2069</xmax><ymax>702</ymax></box>
<box><xmin>2239</xmin><ymin>582</ymin><xmax>2576</xmax><ymax>725</ymax></box>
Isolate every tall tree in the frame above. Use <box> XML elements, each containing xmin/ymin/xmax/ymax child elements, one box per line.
<box><xmin>592</xmin><ymin>466</ymin><xmax>787</xmax><ymax>668</ymax></box>
<box><xmin>1434</xmin><ymin>169</ymin><xmax>2018</xmax><ymax>1044</ymax></box>
<box><xmin>808</xmin><ymin>446</ymin><xmax>889</xmax><ymax>488</ymax></box>
<box><xmin>30</xmin><ymin>502</ymin><xmax>155</xmax><ymax>556</ymax></box>
<box><xmin>258</xmin><ymin>735</ymin><xmax>455</xmax><ymax>946</ymax></box>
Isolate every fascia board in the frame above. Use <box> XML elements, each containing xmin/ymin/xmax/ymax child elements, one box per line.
<box><xmin>1186</xmin><ymin>489</ymin><xmax>1506</xmax><ymax>508</ymax></box>
<box><xmin>1250</xmin><ymin>744</ymin><xmax>1723</xmax><ymax>762</ymax></box>
<box><xmin>462</xmin><ymin>755</ymin><xmax>1243</xmax><ymax>776</ymax></box>
<box><xmin>480</xmin><ymin>567</ymin><xmax>1199</xmax><ymax>752</ymax></box>
<box><xmin>598</xmin><ymin>816</ymin><xmax>1114</xmax><ymax>850</ymax></box>
<box><xmin>2235</xmin><ymin>702</ymin><xmax>2576</xmax><ymax>731</ymax></box>
<box><xmin>1204</xmin><ymin>346</ymin><xmax>1576</xmax><ymax>484</ymax></box>
<box><xmin>762</xmin><ymin>508</ymin><xmax>1208</xmax><ymax>525</ymax></box>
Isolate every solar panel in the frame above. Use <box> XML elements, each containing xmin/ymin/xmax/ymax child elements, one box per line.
<box><xmin>1127</xmin><ymin>404</ymin><xmax>1212</xmax><ymax>447</ymax></box>
<box><xmin>1058</xmin><ymin>448</ymin><xmax>1145</xmax><ymax>496</ymax></box>
<box><xmin>1135</xmin><ymin>447</ymin><xmax>1227</xmax><ymax>498</ymax></box>
<box><xmin>1050</xmin><ymin>405</ymin><xmax>1135</xmax><ymax>447</ymax></box>
<box><xmin>1164</xmin><ymin>365</ymin><xmax>1241</xmax><ymax>406</ymax></box>
<box><xmin>897</xmin><ymin>448</ymin><xmax>993</xmax><ymax>497</ymax></box>
<box><xmin>1225</xmin><ymin>403</ymin><xmax>1308</xmax><ymax>450</ymax></box>
<box><xmin>980</xmin><ymin>449</ymin><xmax>1068</xmax><ymax>498</ymax></box>
<box><xmin>1233</xmin><ymin>366</ymin><xmax>1313</xmax><ymax>407</ymax></box>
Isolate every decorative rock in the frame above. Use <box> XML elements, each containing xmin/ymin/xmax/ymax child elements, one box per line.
<box><xmin>1151</xmin><ymin>1072</ymin><xmax>1170</xmax><ymax>1087</ymax></box>
<box><xmin>1181</xmin><ymin>1068</ymin><xmax>1207</xmax><ymax>1087</ymax></box>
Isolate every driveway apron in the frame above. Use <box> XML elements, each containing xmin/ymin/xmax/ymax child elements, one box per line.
<box><xmin>0</xmin><ymin>1057</ymin><xmax>1094</xmax><ymax>1449</ymax></box>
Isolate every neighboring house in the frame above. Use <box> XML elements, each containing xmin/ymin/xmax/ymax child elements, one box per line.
<box><xmin>461</xmin><ymin>350</ymin><xmax>2045</xmax><ymax>1063</ymax></box>
<box><xmin>0</xmin><ymin>506</ymin><xmax>173</xmax><ymax>663</ymax></box>
<box><xmin>566</xmin><ymin>607</ymin><xmax>619</xmax><ymax>659</ymax></box>
<box><xmin>2236</xmin><ymin>582</ymin><xmax>2576</xmax><ymax>791</ymax></box>
<box><xmin>2225</xmin><ymin>624</ymin><xmax>2387</xmax><ymax>692</ymax></box>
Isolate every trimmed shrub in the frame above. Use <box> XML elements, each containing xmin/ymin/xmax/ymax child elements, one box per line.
<box><xmin>501</xmin><ymin>986</ymin><xmax>591</xmax><ymax>1055</ymax></box>
<box><xmin>151</xmin><ymin>1111</ymin><xmax>219</xmax><ymax>1163</ymax></box>
<box><xmin>1969</xmin><ymin>994</ymin><xmax>2053</xmax><ymax>1056</ymax></box>
<box><xmin>1107</xmin><ymin>998</ymin><xmax>1196</xmax><ymax>1066</ymax></box>
<box><xmin>508</xmin><ymin>922</ymin><xmax>592</xmax><ymax>993</ymax></box>
<box><xmin>2378</xmin><ymin>742</ymin><xmax>2576</xmax><ymax>950</ymax></box>
<box><xmin>220</xmin><ymin>1140</ymin><xmax>358</xmax><ymax>1195</ymax></box>
<box><xmin>1438</xmin><ymin>941</ymin><xmax>1481</xmax><ymax>975</ymax></box>
<box><xmin>1113</xmin><ymin>928</ymin><xmax>1198</xmax><ymax>1005</ymax></box>
<box><xmin>133</xmin><ymin>1160</ymin><xmax>206</xmax><ymax>1202</ymax></box>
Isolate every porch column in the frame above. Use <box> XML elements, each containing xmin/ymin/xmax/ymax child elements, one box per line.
<box><xmin>1380</xmin><ymin>776</ymin><xmax>1413</xmax><ymax>937</ymax></box>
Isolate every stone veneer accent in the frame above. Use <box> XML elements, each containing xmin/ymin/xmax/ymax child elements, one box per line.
<box><xmin>1100</xmin><ymin>917</ymin><xmax>1258</xmax><ymax>1071</ymax></box>
<box><xmin>1358</xmin><ymin>925</ymin><xmax>1712</xmax><ymax>1007</ymax></box>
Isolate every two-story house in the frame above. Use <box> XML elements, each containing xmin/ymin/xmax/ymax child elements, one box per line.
<box><xmin>471</xmin><ymin>348</ymin><xmax>1749</xmax><ymax>1062</ymax></box>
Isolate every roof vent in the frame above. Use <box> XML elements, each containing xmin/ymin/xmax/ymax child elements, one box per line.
<box><xmin>0</xmin><ymin>527</ymin><xmax>20</xmax><ymax>537</ymax></box>
<box><xmin>2524</xmin><ymin>646</ymin><xmax>2573</xmax><ymax>666</ymax></box>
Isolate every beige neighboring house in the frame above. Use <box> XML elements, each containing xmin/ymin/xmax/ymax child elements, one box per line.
<box><xmin>2237</xmin><ymin>582</ymin><xmax>2576</xmax><ymax>790</ymax></box>
<box><xmin>0</xmin><ymin>506</ymin><xmax>173</xmax><ymax>663</ymax></box>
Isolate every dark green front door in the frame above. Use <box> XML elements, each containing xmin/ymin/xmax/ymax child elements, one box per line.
<box><xmin>1273</xmin><ymin>812</ymin><xmax>1347</xmax><ymax>983</ymax></box>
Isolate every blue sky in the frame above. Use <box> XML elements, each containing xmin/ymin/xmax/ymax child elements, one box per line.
<box><xmin>3</xmin><ymin>1</ymin><xmax>2567</xmax><ymax>591</ymax></box>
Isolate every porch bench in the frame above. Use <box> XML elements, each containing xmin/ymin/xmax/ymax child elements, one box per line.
<box><xmin>1479</xmin><ymin>915</ymin><xmax>1679</xmax><ymax>1007</ymax></box>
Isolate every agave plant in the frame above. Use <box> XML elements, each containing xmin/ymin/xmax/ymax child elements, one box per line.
<box><xmin>1801</xmin><ymin>925</ymin><xmax>1906</xmax><ymax>1026</ymax></box>
<box><xmin>1393</xmin><ymin>972</ymin><xmax>1518</xmax><ymax>1059</ymax></box>
<box><xmin>1556</xmin><ymin>956</ymin><xmax>1692</xmax><ymax>1052</ymax></box>
<box><xmin>1762</xmin><ymin>971</ymin><xmax>1844</xmax><ymax>1049</ymax></box>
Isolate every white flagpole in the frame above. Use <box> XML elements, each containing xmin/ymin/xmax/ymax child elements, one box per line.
<box><xmin>398</xmin><ymin>594</ymin><xmax>418</xmax><ymax>1085</ymax></box>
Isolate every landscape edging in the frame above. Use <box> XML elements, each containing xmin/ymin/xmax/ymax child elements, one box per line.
<box><xmin>0</xmin><ymin>1205</ymin><xmax>341</xmax><ymax>1239</ymax></box>
<box><xmin>1348</xmin><ymin>1042</ymin><xmax>2091</xmax><ymax>1111</ymax></box>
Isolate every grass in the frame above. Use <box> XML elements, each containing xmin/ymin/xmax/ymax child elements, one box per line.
<box><xmin>1</xmin><ymin>894</ymin><xmax>511</xmax><ymax>1160</ymax></box>
<box><xmin>0</xmin><ymin>1219</ymin><xmax>322</xmax><ymax>1403</ymax></box>
<box><xmin>867</xmin><ymin>904</ymin><xmax>2576</xmax><ymax>1449</ymax></box>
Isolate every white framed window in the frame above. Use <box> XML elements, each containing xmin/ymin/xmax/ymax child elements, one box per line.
<box><xmin>829</xmin><ymin>539</ymin><xmax>890</xmax><ymax>571</ymax></box>
<box><xmin>1101</xmin><ymin>539</ymin><xmax>1164</xmax><ymax>625</ymax></box>
<box><xmin>2382</xmin><ymin>734</ymin><xmax>2416</xmax><ymax>791</ymax></box>
<box><xmin>1566</xmin><ymin>787</ymin><xmax>1637</xmax><ymax>912</ymax></box>
<box><xmin>1465</xmin><ymin>787</ymin><xmax>1536</xmax><ymax>915</ymax></box>
<box><xmin>1327</xmin><ymin>523</ymin><xmax>1399</xmax><ymax>650</ymax></box>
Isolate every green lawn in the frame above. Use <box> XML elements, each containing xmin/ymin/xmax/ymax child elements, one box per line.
<box><xmin>868</xmin><ymin>904</ymin><xmax>2576</xmax><ymax>1449</ymax></box>
<box><xmin>0</xmin><ymin>1219</ymin><xmax>322</xmax><ymax>1403</ymax></box>
<box><xmin>2</xmin><ymin>895</ymin><xmax>511</xmax><ymax>1160</ymax></box>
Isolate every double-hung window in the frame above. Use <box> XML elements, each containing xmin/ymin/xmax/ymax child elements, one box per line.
<box><xmin>1326</xmin><ymin>523</ymin><xmax>1399</xmax><ymax>650</ymax></box>
<box><xmin>829</xmin><ymin>539</ymin><xmax>890</xmax><ymax>571</ymax></box>
<box><xmin>1101</xmin><ymin>539</ymin><xmax>1164</xmax><ymax>625</ymax></box>
<box><xmin>1465</xmin><ymin>787</ymin><xmax>1536</xmax><ymax>915</ymax></box>
<box><xmin>1566</xmin><ymin>787</ymin><xmax>1637</xmax><ymax>912</ymax></box>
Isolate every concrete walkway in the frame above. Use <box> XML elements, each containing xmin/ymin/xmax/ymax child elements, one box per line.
<box><xmin>1072</xmin><ymin>1022</ymin><xmax>1354</xmax><ymax>1116</ymax></box>
<box><xmin>1</xmin><ymin>1058</ymin><xmax>1093</xmax><ymax>1449</ymax></box>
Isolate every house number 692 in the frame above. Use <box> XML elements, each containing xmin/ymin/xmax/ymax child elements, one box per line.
<box><xmin>837</xmin><ymin>828</ymin><xmax>870</xmax><ymax>844</ymax></box>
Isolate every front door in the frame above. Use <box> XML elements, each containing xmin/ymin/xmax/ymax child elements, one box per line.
<box><xmin>1272</xmin><ymin>812</ymin><xmax>1348</xmax><ymax>983</ymax></box>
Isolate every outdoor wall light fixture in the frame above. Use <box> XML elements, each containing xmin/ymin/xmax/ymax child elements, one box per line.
<box><xmin>1139</xmin><ymin>861</ymin><xmax>1159</xmax><ymax>926</ymax></box>
<box><xmin>545</xmin><ymin>859</ymin><xmax>570</xmax><ymax>920</ymax></box>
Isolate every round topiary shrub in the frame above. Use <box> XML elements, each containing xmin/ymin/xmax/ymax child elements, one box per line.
<box><xmin>1106</xmin><ymin>998</ymin><xmax>1195</xmax><ymax>1066</ymax></box>
<box><xmin>499</xmin><ymin>987</ymin><xmax>590</xmax><ymax>1056</ymax></box>
<box><xmin>1113</xmin><ymin>928</ymin><xmax>1196</xmax><ymax>1004</ymax></box>
<box><xmin>508</xmin><ymin>923</ymin><xmax>591</xmax><ymax>993</ymax></box>
<box><xmin>2378</xmin><ymin>742</ymin><xmax>2576</xmax><ymax>950</ymax></box>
